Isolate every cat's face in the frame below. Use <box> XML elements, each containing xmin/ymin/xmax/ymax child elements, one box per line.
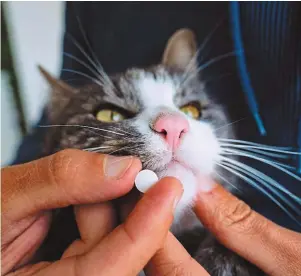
<box><xmin>42</xmin><ymin>29</ymin><xmax>233</xmax><ymax>215</ymax></box>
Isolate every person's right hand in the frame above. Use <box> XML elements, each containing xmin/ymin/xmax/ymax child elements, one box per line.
<box><xmin>146</xmin><ymin>181</ymin><xmax>301</xmax><ymax>276</ymax></box>
<box><xmin>2</xmin><ymin>149</ymin><xmax>184</xmax><ymax>276</ymax></box>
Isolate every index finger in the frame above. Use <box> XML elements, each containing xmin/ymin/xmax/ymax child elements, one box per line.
<box><xmin>2</xmin><ymin>149</ymin><xmax>141</xmax><ymax>219</ymax></box>
<box><xmin>145</xmin><ymin>232</ymin><xmax>209</xmax><ymax>276</ymax></box>
<box><xmin>75</xmin><ymin>177</ymin><xmax>184</xmax><ymax>276</ymax></box>
<box><xmin>194</xmin><ymin>183</ymin><xmax>301</xmax><ymax>276</ymax></box>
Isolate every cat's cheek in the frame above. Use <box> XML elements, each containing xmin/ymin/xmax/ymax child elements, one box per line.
<box><xmin>177</xmin><ymin>120</ymin><xmax>221</xmax><ymax>175</ymax></box>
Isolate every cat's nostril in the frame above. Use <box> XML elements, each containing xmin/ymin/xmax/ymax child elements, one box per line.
<box><xmin>161</xmin><ymin>129</ymin><xmax>168</xmax><ymax>136</ymax></box>
<box><xmin>153</xmin><ymin>114</ymin><xmax>189</xmax><ymax>150</ymax></box>
<box><xmin>179</xmin><ymin>129</ymin><xmax>185</xmax><ymax>138</ymax></box>
<box><xmin>150</xmin><ymin>125</ymin><xmax>168</xmax><ymax>136</ymax></box>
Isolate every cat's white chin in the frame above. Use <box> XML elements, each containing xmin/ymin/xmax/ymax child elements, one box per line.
<box><xmin>157</xmin><ymin>162</ymin><xmax>200</xmax><ymax>218</ymax></box>
<box><xmin>158</xmin><ymin>162</ymin><xmax>204</xmax><ymax>233</ymax></box>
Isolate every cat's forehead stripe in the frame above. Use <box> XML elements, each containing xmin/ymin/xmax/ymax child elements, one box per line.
<box><xmin>136</xmin><ymin>75</ymin><xmax>176</xmax><ymax>108</ymax></box>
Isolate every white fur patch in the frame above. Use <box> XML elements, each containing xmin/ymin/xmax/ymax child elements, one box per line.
<box><xmin>136</xmin><ymin>75</ymin><xmax>176</xmax><ymax>108</ymax></box>
<box><xmin>133</xmin><ymin>74</ymin><xmax>221</xmax><ymax>232</ymax></box>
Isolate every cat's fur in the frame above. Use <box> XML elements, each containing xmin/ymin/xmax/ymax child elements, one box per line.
<box><xmin>39</xmin><ymin>29</ymin><xmax>264</xmax><ymax>275</ymax></box>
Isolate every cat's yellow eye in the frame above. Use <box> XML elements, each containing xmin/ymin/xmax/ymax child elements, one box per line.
<box><xmin>96</xmin><ymin>109</ymin><xmax>125</xmax><ymax>122</ymax></box>
<box><xmin>180</xmin><ymin>104</ymin><xmax>201</xmax><ymax>119</ymax></box>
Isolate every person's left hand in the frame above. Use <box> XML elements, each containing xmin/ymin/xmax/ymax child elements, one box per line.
<box><xmin>145</xmin><ymin>180</ymin><xmax>301</xmax><ymax>276</ymax></box>
<box><xmin>1</xmin><ymin>149</ymin><xmax>183</xmax><ymax>276</ymax></box>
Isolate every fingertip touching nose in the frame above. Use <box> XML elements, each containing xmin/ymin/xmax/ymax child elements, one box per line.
<box><xmin>153</xmin><ymin>114</ymin><xmax>189</xmax><ymax>150</ymax></box>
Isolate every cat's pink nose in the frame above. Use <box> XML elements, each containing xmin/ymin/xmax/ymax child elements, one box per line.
<box><xmin>153</xmin><ymin>114</ymin><xmax>189</xmax><ymax>150</ymax></box>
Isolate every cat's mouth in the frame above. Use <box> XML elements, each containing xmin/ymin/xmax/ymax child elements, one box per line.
<box><xmin>161</xmin><ymin>156</ymin><xmax>199</xmax><ymax>179</ymax></box>
<box><xmin>168</xmin><ymin>158</ymin><xmax>192</xmax><ymax>171</ymax></box>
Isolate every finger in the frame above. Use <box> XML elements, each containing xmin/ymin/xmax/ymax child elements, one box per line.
<box><xmin>145</xmin><ymin>232</ymin><xmax>209</xmax><ymax>276</ymax></box>
<box><xmin>15</xmin><ymin>232</ymin><xmax>208</xmax><ymax>276</ymax></box>
<box><xmin>10</xmin><ymin>178</ymin><xmax>182</xmax><ymax>276</ymax></box>
<box><xmin>75</xmin><ymin>177</ymin><xmax>184</xmax><ymax>276</ymax></box>
<box><xmin>194</xmin><ymin>182</ymin><xmax>301</xmax><ymax>276</ymax></box>
<box><xmin>118</xmin><ymin>188</ymin><xmax>141</xmax><ymax>222</ymax></box>
<box><xmin>75</xmin><ymin>202</ymin><xmax>117</xmax><ymax>246</ymax></box>
<box><xmin>1</xmin><ymin>213</ymin><xmax>52</xmax><ymax>275</ymax></box>
<box><xmin>2</xmin><ymin>149</ymin><xmax>141</xmax><ymax>219</ymax></box>
<box><xmin>62</xmin><ymin>202</ymin><xmax>117</xmax><ymax>258</ymax></box>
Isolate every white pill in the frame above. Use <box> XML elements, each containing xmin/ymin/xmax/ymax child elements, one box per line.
<box><xmin>135</xmin><ymin>169</ymin><xmax>159</xmax><ymax>193</ymax></box>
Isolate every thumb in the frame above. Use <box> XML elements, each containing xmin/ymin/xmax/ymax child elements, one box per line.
<box><xmin>194</xmin><ymin>182</ymin><xmax>301</xmax><ymax>276</ymax></box>
<box><xmin>2</xmin><ymin>149</ymin><xmax>141</xmax><ymax>220</ymax></box>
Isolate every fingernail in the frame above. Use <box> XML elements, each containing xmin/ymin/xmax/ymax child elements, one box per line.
<box><xmin>172</xmin><ymin>184</ymin><xmax>184</xmax><ymax>212</ymax></box>
<box><xmin>197</xmin><ymin>175</ymin><xmax>217</xmax><ymax>192</ymax></box>
<box><xmin>173</xmin><ymin>195</ymin><xmax>182</xmax><ymax>211</ymax></box>
<box><xmin>104</xmin><ymin>156</ymin><xmax>133</xmax><ymax>179</ymax></box>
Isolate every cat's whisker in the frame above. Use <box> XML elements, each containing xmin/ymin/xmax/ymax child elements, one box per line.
<box><xmin>66</xmin><ymin>33</ymin><xmax>107</xmax><ymax>84</ymax></box>
<box><xmin>218</xmin><ymin>138</ymin><xmax>293</xmax><ymax>150</ymax></box>
<box><xmin>66</xmin><ymin>34</ymin><xmax>117</xmax><ymax>101</ymax></box>
<box><xmin>221</xmin><ymin>148</ymin><xmax>296</xmax><ymax>164</ymax></box>
<box><xmin>103</xmin><ymin>139</ymin><xmax>145</xmax><ymax>149</ymax></box>
<box><xmin>83</xmin><ymin>145</ymin><xmax>112</xmax><ymax>153</ymax></box>
<box><xmin>61</xmin><ymin>69</ymin><xmax>104</xmax><ymax>87</ymax></box>
<box><xmin>60</xmin><ymin>78</ymin><xmax>88</xmax><ymax>83</ymax></box>
<box><xmin>178</xmin><ymin>19</ymin><xmax>224</xmax><ymax>91</ymax></box>
<box><xmin>219</xmin><ymin>156</ymin><xmax>301</xmax><ymax>204</ymax></box>
<box><xmin>108</xmin><ymin>144</ymin><xmax>144</xmax><ymax>155</ymax></box>
<box><xmin>63</xmin><ymin>52</ymin><xmax>103</xmax><ymax>81</ymax></box>
<box><xmin>196</xmin><ymin>50</ymin><xmax>243</xmax><ymax>74</ymax></box>
<box><xmin>179</xmin><ymin>47</ymin><xmax>201</xmax><ymax>90</ymax></box>
<box><xmin>39</xmin><ymin>124</ymin><xmax>114</xmax><ymax>140</ymax></box>
<box><xmin>220</xmin><ymin>143</ymin><xmax>301</xmax><ymax>155</ymax></box>
<box><xmin>109</xmin><ymin>126</ymin><xmax>139</xmax><ymax>137</ymax></box>
<box><xmin>220</xmin><ymin>148</ymin><xmax>301</xmax><ymax>181</ymax></box>
<box><xmin>89</xmin><ymin>148</ymin><xmax>114</xmax><ymax>154</ymax></box>
<box><xmin>217</xmin><ymin>162</ymin><xmax>301</xmax><ymax>227</ymax></box>
<box><xmin>181</xmin><ymin>50</ymin><xmax>242</xmax><ymax>88</ymax></box>
<box><xmin>38</xmin><ymin>124</ymin><xmax>126</xmax><ymax>137</ymax></box>
<box><xmin>224</xmin><ymin>147</ymin><xmax>290</xmax><ymax>160</ymax></box>
<box><xmin>75</xmin><ymin>16</ymin><xmax>115</xmax><ymax>90</ymax></box>
<box><xmin>213</xmin><ymin>170</ymin><xmax>241</xmax><ymax>192</ymax></box>
<box><xmin>221</xmin><ymin>149</ymin><xmax>296</xmax><ymax>171</ymax></box>
<box><xmin>197</xmin><ymin>19</ymin><xmax>224</xmax><ymax>63</ymax></box>
<box><xmin>201</xmin><ymin>72</ymin><xmax>233</xmax><ymax>86</ymax></box>
<box><xmin>83</xmin><ymin>145</ymin><xmax>113</xmax><ymax>152</ymax></box>
<box><xmin>214</xmin><ymin>117</ymin><xmax>247</xmax><ymax>132</ymax></box>
<box><xmin>220</xmin><ymin>144</ymin><xmax>294</xmax><ymax>160</ymax></box>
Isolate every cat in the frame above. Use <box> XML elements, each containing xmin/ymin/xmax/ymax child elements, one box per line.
<box><xmin>37</xmin><ymin>29</ymin><xmax>265</xmax><ymax>275</ymax></box>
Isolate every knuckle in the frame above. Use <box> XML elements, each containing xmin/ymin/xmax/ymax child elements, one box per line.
<box><xmin>49</xmin><ymin>149</ymin><xmax>80</xmax><ymax>188</ymax></box>
<box><xmin>165</xmin><ymin>265</ymin><xmax>186</xmax><ymax>276</ymax></box>
<box><xmin>121</xmin><ymin>223</ymin><xmax>138</xmax><ymax>245</ymax></box>
<box><xmin>218</xmin><ymin>199</ymin><xmax>269</xmax><ymax>235</ymax></box>
<box><xmin>156</xmin><ymin>257</ymin><xmax>193</xmax><ymax>276</ymax></box>
<box><xmin>154</xmin><ymin>248</ymin><xmax>194</xmax><ymax>276</ymax></box>
<box><xmin>219</xmin><ymin>199</ymin><xmax>254</xmax><ymax>230</ymax></box>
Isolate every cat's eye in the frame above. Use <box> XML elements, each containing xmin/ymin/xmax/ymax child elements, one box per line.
<box><xmin>96</xmin><ymin>109</ymin><xmax>125</xmax><ymax>122</ymax></box>
<box><xmin>180</xmin><ymin>104</ymin><xmax>201</xmax><ymax>119</ymax></box>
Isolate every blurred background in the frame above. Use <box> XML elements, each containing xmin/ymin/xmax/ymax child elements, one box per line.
<box><xmin>1</xmin><ymin>2</ymin><xmax>65</xmax><ymax>166</ymax></box>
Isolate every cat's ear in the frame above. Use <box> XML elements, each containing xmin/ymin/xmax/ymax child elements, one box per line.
<box><xmin>38</xmin><ymin>65</ymin><xmax>76</xmax><ymax>121</ymax></box>
<box><xmin>162</xmin><ymin>29</ymin><xmax>198</xmax><ymax>71</ymax></box>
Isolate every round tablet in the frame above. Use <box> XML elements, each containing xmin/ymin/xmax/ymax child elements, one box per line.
<box><xmin>135</xmin><ymin>169</ymin><xmax>159</xmax><ymax>193</ymax></box>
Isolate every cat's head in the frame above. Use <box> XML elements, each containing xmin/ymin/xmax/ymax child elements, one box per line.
<box><xmin>41</xmin><ymin>29</ymin><xmax>233</xmax><ymax>213</ymax></box>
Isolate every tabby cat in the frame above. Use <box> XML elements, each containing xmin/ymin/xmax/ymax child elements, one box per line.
<box><xmin>39</xmin><ymin>29</ymin><xmax>267</xmax><ymax>275</ymax></box>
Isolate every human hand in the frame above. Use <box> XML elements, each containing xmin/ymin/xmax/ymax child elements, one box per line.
<box><xmin>1</xmin><ymin>149</ymin><xmax>183</xmax><ymax>276</ymax></box>
<box><xmin>146</xmin><ymin>181</ymin><xmax>301</xmax><ymax>276</ymax></box>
